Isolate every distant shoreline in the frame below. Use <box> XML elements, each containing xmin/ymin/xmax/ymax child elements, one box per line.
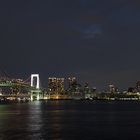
<box><xmin>1</xmin><ymin>98</ymin><xmax>140</xmax><ymax>104</ymax></box>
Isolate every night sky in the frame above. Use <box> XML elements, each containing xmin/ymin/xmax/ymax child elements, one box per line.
<box><xmin>0</xmin><ymin>0</ymin><xmax>140</xmax><ymax>90</ymax></box>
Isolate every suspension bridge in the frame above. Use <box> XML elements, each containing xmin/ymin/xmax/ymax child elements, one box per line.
<box><xmin>0</xmin><ymin>71</ymin><xmax>44</xmax><ymax>101</ymax></box>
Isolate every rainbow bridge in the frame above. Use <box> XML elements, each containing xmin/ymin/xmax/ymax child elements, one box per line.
<box><xmin>0</xmin><ymin>74</ymin><xmax>44</xmax><ymax>101</ymax></box>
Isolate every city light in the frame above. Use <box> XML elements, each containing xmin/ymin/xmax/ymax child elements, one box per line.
<box><xmin>0</xmin><ymin>74</ymin><xmax>140</xmax><ymax>101</ymax></box>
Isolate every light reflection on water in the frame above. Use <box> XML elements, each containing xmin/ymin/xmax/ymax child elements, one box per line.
<box><xmin>0</xmin><ymin>100</ymin><xmax>140</xmax><ymax>140</ymax></box>
<box><xmin>27</xmin><ymin>101</ymin><xmax>43</xmax><ymax>139</ymax></box>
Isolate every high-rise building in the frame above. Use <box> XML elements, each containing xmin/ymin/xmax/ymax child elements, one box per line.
<box><xmin>109</xmin><ymin>84</ymin><xmax>115</xmax><ymax>93</ymax></box>
<box><xmin>68</xmin><ymin>77</ymin><xmax>77</xmax><ymax>89</ymax></box>
<box><xmin>57</xmin><ymin>78</ymin><xmax>65</xmax><ymax>93</ymax></box>
<box><xmin>48</xmin><ymin>77</ymin><xmax>64</xmax><ymax>94</ymax></box>
<box><xmin>67</xmin><ymin>77</ymin><xmax>84</xmax><ymax>99</ymax></box>
<box><xmin>136</xmin><ymin>81</ymin><xmax>140</xmax><ymax>92</ymax></box>
<box><xmin>48</xmin><ymin>77</ymin><xmax>57</xmax><ymax>93</ymax></box>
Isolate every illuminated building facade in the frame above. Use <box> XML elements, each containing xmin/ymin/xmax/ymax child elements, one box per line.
<box><xmin>48</xmin><ymin>77</ymin><xmax>64</xmax><ymax>94</ymax></box>
<box><xmin>68</xmin><ymin>77</ymin><xmax>77</xmax><ymax>89</ymax></box>
<box><xmin>67</xmin><ymin>77</ymin><xmax>84</xmax><ymax>99</ymax></box>
<box><xmin>109</xmin><ymin>84</ymin><xmax>118</xmax><ymax>93</ymax></box>
<box><xmin>136</xmin><ymin>81</ymin><xmax>140</xmax><ymax>92</ymax></box>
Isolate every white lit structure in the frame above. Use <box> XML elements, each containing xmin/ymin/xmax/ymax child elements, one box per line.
<box><xmin>30</xmin><ymin>74</ymin><xmax>40</xmax><ymax>101</ymax></box>
<box><xmin>31</xmin><ymin>74</ymin><xmax>40</xmax><ymax>89</ymax></box>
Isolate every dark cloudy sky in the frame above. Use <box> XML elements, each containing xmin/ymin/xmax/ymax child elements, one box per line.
<box><xmin>0</xmin><ymin>0</ymin><xmax>140</xmax><ymax>90</ymax></box>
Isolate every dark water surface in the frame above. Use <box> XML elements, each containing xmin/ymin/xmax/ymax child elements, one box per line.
<box><xmin>0</xmin><ymin>100</ymin><xmax>140</xmax><ymax>140</ymax></box>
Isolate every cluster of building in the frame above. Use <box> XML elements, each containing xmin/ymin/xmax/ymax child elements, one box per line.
<box><xmin>45</xmin><ymin>76</ymin><xmax>93</xmax><ymax>99</ymax></box>
<box><xmin>45</xmin><ymin>77</ymin><xmax>140</xmax><ymax>100</ymax></box>
<box><xmin>46</xmin><ymin>77</ymin><xmax>81</xmax><ymax>99</ymax></box>
<box><xmin>1</xmin><ymin>75</ymin><xmax>140</xmax><ymax>101</ymax></box>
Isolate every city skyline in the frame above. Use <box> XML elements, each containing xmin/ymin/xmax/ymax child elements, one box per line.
<box><xmin>0</xmin><ymin>72</ymin><xmax>139</xmax><ymax>92</ymax></box>
<box><xmin>0</xmin><ymin>0</ymin><xmax>140</xmax><ymax>90</ymax></box>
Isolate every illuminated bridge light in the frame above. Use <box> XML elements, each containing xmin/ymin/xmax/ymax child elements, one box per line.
<box><xmin>31</xmin><ymin>74</ymin><xmax>40</xmax><ymax>89</ymax></box>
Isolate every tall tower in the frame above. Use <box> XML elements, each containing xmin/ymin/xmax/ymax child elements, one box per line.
<box><xmin>48</xmin><ymin>77</ymin><xmax>64</xmax><ymax>94</ymax></box>
<box><xmin>31</xmin><ymin>74</ymin><xmax>40</xmax><ymax>89</ymax></box>
<box><xmin>48</xmin><ymin>77</ymin><xmax>57</xmax><ymax>93</ymax></box>
<box><xmin>136</xmin><ymin>81</ymin><xmax>140</xmax><ymax>92</ymax></box>
<box><xmin>68</xmin><ymin>77</ymin><xmax>77</xmax><ymax>88</ymax></box>
<box><xmin>30</xmin><ymin>74</ymin><xmax>40</xmax><ymax>101</ymax></box>
<box><xmin>57</xmin><ymin>78</ymin><xmax>65</xmax><ymax>93</ymax></box>
<box><xmin>109</xmin><ymin>84</ymin><xmax>115</xmax><ymax>93</ymax></box>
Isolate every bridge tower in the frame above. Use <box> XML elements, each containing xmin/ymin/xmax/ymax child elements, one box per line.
<box><xmin>30</xmin><ymin>74</ymin><xmax>40</xmax><ymax>101</ymax></box>
<box><xmin>31</xmin><ymin>74</ymin><xmax>40</xmax><ymax>89</ymax></box>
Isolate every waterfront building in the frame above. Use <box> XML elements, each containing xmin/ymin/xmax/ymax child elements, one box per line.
<box><xmin>83</xmin><ymin>82</ymin><xmax>91</xmax><ymax>99</ymax></box>
<box><xmin>48</xmin><ymin>77</ymin><xmax>65</xmax><ymax>95</ymax></box>
<box><xmin>68</xmin><ymin>77</ymin><xmax>77</xmax><ymax>88</ymax></box>
<box><xmin>109</xmin><ymin>84</ymin><xmax>116</xmax><ymax>93</ymax></box>
<box><xmin>67</xmin><ymin>77</ymin><xmax>84</xmax><ymax>99</ymax></box>
<box><xmin>136</xmin><ymin>81</ymin><xmax>140</xmax><ymax>92</ymax></box>
<box><xmin>67</xmin><ymin>77</ymin><xmax>78</xmax><ymax>93</ymax></box>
